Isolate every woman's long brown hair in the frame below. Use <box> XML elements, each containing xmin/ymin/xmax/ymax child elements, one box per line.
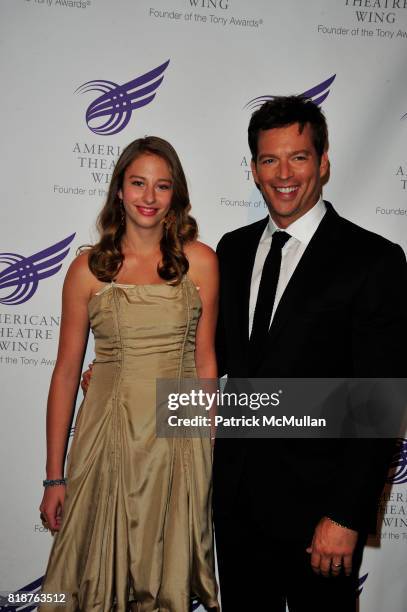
<box><xmin>87</xmin><ymin>136</ymin><xmax>197</xmax><ymax>284</ymax></box>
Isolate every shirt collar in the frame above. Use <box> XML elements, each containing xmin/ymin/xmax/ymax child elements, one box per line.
<box><xmin>266</xmin><ymin>197</ymin><xmax>326</xmax><ymax>245</ymax></box>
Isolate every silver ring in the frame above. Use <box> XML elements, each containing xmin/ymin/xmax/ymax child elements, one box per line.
<box><xmin>332</xmin><ymin>563</ymin><xmax>342</xmax><ymax>568</ymax></box>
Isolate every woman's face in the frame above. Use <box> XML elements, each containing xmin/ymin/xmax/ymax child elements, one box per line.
<box><xmin>118</xmin><ymin>153</ymin><xmax>173</xmax><ymax>230</ymax></box>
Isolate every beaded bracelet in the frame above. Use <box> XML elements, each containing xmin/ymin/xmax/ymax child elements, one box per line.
<box><xmin>43</xmin><ymin>478</ymin><xmax>67</xmax><ymax>487</ymax></box>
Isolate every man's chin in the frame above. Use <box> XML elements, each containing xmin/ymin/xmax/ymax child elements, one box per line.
<box><xmin>267</xmin><ymin>204</ymin><xmax>302</xmax><ymax>225</ymax></box>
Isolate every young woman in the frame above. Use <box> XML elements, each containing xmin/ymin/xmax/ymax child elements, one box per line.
<box><xmin>38</xmin><ymin>137</ymin><xmax>219</xmax><ymax>612</ymax></box>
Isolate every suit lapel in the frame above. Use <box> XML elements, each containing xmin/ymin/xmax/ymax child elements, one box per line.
<box><xmin>266</xmin><ymin>202</ymin><xmax>341</xmax><ymax>348</ymax></box>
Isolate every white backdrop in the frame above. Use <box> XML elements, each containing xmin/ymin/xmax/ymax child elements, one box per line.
<box><xmin>1</xmin><ymin>0</ymin><xmax>407</xmax><ymax>610</ymax></box>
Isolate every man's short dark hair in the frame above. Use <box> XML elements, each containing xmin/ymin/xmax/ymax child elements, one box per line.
<box><xmin>248</xmin><ymin>95</ymin><xmax>329</xmax><ymax>161</ymax></box>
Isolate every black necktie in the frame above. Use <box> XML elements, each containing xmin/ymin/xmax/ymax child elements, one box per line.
<box><xmin>249</xmin><ymin>231</ymin><xmax>290</xmax><ymax>361</ymax></box>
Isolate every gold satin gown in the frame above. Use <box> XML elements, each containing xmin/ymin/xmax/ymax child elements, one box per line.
<box><xmin>39</xmin><ymin>278</ymin><xmax>219</xmax><ymax>612</ymax></box>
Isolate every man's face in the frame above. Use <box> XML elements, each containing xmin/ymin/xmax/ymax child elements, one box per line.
<box><xmin>251</xmin><ymin>123</ymin><xmax>329</xmax><ymax>228</ymax></box>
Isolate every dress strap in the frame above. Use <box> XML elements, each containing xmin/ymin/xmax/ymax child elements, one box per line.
<box><xmin>94</xmin><ymin>283</ymin><xmax>112</xmax><ymax>297</ymax></box>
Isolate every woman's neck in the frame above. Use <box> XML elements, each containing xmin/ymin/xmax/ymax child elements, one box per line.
<box><xmin>121</xmin><ymin>224</ymin><xmax>163</xmax><ymax>256</ymax></box>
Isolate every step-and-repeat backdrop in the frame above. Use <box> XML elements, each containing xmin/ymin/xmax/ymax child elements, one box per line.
<box><xmin>1</xmin><ymin>1</ymin><xmax>407</xmax><ymax>610</ymax></box>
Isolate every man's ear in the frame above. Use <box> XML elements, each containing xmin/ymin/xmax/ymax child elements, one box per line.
<box><xmin>251</xmin><ymin>159</ymin><xmax>259</xmax><ymax>185</ymax></box>
<box><xmin>319</xmin><ymin>152</ymin><xmax>329</xmax><ymax>179</ymax></box>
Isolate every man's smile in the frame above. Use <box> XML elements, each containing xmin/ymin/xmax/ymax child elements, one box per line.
<box><xmin>274</xmin><ymin>186</ymin><xmax>299</xmax><ymax>193</ymax></box>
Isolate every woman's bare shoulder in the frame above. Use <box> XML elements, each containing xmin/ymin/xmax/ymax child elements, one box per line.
<box><xmin>184</xmin><ymin>240</ymin><xmax>217</xmax><ymax>265</ymax></box>
<box><xmin>184</xmin><ymin>240</ymin><xmax>218</xmax><ymax>286</ymax></box>
<box><xmin>64</xmin><ymin>250</ymin><xmax>102</xmax><ymax>297</ymax></box>
<box><xmin>66</xmin><ymin>250</ymin><xmax>92</xmax><ymax>277</ymax></box>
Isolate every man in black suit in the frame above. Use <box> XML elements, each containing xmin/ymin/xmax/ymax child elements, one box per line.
<box><xmin>213</xmin><ymin>96</ymin><xmax>407</xmax><ymax>611</ymax></box>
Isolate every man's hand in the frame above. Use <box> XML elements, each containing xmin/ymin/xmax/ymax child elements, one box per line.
<box><xmin>306</xmin><ymin>517</ymin><xmax>358</xmax><ymax>578</ymax></box>
<box><xmin>81</xmin><ymin>363</ymin><xmax>93</xmax><ymax>394</ymax></box>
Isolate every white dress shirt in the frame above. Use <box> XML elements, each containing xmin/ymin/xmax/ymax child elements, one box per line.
<box><xmin>249</xmin><ymin>198</ymin><xmax>327</xmax><ymax>337</ymax></box>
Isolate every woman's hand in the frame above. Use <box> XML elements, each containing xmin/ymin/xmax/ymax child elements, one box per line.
<box><xmin>39</xmin><ymin>485</ymin><xmax>66</xmax><ymax>533</ymax></box>
<box><xmin>81</xmin><ymin>363</ymin><xmax>94</xmax><ymax>394</ymax></box>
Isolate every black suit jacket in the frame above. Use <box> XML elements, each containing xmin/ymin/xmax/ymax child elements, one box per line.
<box><xmin>213</xmin><ymin>202</ymin><xmax>407</xmax><ymax>541</ymax></box>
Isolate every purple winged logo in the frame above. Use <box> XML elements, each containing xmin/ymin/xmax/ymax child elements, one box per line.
<box><xmin>75</xmin><ymin>60</ymin><xmax>170</xmax><ymax>136</ymax></box>
<box><xmin>386</xmin><ymin>438</ymin><xmax>407</xmax><ymax>485</ymax></box>
<box><xmin>0</xmin><ymin>234</ymin><xmax>75</xmax><ymax>306</ymax></box>
<box><xmin>244</xmin><ymin>74</ymin><xmax>336</xmax><ymax>111</ymax></box>
<box><xmin>357</xmin><ymin>572</ymin><xmax>368</xmax><ymax>597</ymax></box>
